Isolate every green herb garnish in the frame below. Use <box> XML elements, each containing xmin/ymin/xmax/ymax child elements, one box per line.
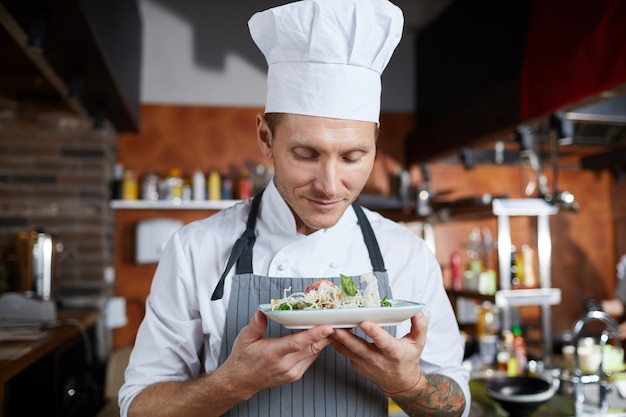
<box><xmin>340</xmin><ymin>274</ymin><xmax>358</xmax><ymax>296</ymax></box>
<box><xmin>380</xmin><ymin>296</ymin><xmax>392</xmax><ymax>307</ymax></box>
<box><xmin>277</xmin><ymin>301</ymin><xmax>312</xmax><ymax>310</ymax></box>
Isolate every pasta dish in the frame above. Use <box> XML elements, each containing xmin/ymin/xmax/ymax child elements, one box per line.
<box><xmin>270</xmin><ymin>273</ymin><xmax>392</xmax><ymax>310</ymax></box>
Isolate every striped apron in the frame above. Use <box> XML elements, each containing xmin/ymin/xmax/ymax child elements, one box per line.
<box><xmin>212</xmin><ymin>190</ymin><xmax>394</xmax><ymax>417</ymax></box>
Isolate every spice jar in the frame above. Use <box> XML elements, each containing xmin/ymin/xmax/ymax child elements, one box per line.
<box><xmin>141</xmin><ymin>171</ymin><xmax>160</xmax><ymax>201</ymax></box>
<box><xmin>159</xmin><ymin>169</ymin><xmax>184</xmax><ymax>202</ymax></box>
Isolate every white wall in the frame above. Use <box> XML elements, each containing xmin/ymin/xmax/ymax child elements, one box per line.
<box><xmin>138</xmin><ymin>0</ymin><xmax>449</xmax><ymax>112</ymax></box>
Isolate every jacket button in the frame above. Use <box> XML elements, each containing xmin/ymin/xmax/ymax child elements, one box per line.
<box><xmin>277</xmin><ymin>264</ymin><xmax>286</xmax><ymax>271</ymax></box>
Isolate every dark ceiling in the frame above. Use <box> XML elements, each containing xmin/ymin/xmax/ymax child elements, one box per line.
<box><xmin>0</xmin><ymin>0</ymin><xmax>140</xmax><ymax>132</ymax></box>
<box><xmin>1</xmin><ymin>0</ymin><xmax>625</xmax><ymax>173</ymax></box>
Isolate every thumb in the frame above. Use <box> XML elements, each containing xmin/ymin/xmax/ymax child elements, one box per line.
<box><xmin>407</xmin><ymin>310</ymin><xmax>428</xmax><ymax>342</ymax></box>
<box><xmin>231</xmin><ymin>311</ymin><xmax>268</xmax><ymax>352</ymax></box>
<box><xmin>243</xmin><ymin>310</ymin><xmax>268</xmax><ymax>340</ymax></box>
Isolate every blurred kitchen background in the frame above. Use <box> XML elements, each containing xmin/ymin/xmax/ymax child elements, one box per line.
<box><xmin>1</xmin><ymin>0</ymin><xmax>626</xmax><ymax>416</ymax></box>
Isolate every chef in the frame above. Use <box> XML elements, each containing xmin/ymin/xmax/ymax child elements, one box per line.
<box><xmin>119</xmin><ymin>1</ymin><xmax>470</xmax><ymax>416</ymax></box>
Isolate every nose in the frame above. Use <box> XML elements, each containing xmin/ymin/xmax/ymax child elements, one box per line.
<box><xmin>314</xmin><ymin>159</ymin><xmax>340</xmax><ymax>197</ymax></box>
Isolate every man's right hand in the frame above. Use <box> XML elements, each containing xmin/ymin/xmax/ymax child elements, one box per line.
<box><xmin>220</xmin><ymin>310</ymin><xmax>335</xmax><ymax>398</ymax></box>
<box><xmin>128</xmin><ymin>311</ymin><xmax>334</xmax><ymax>417</ymax></box>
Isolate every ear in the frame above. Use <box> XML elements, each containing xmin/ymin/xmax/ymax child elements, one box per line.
<box><xmin>256</xmin><ymin>113</ymin><xmax>273</xmax><ymax>159</ymax></box>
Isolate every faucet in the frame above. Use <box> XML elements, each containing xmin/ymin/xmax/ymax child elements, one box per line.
<box><xmin>571</xmin><ymin>310</ymin><xmax>622</xmax><ymax>416</ymax></box>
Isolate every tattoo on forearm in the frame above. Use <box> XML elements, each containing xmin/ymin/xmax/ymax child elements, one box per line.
<box><xmin>392</xmin><ymin>374</ymin><xmax>466</xmax><ymax>417</ymax></box>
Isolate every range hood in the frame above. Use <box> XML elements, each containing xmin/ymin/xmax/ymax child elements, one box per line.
<box><xmin>552</xmin><ymin>91</ymin><xmax>626</xmax><ymax>170</ymax></box>
<box><xmin>555</xmin><ymin>92</ymin><xmax>626</xmax><ymax>145</ymax></box>
<box><xmin>408</xmin><ymin>0</ymin><xmax>626</xmax><ymax>169</ymax></box>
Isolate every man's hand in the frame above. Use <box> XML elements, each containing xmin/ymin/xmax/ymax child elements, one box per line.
<box><xmin>219</xmin><ymin>310</ymin><xmax>336</xmax><ymax>397</ymax></box>
<box><xmin>330</xmin><ymin>310</ymin><xmax>427</xmax><ymax>394</ymax></box>
<box><xmin>129</xmin><ymin>311</ymin><xmax>335</xmax><ymax>417</ymax></box>
<box><xmin>330</xmin><ymin>311</ymin><xmax>466</xmax><ymax>417</ymax></box>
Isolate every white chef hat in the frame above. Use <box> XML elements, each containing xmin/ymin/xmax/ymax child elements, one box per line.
<box><xmin>248</xmin><ymin>0</ymin><xmax>404</xmax><ymax>123</ymax></box>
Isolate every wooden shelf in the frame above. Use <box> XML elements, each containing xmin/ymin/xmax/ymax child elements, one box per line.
<box><xmin>0</xmin><ymin>3</ymin><xmax>87</xmax><ymax>117</ymax></box>
<box><xmin>0</xmin><ymin>0</ymin><xmax>141</xmax><ymax>132</ymax></box>
<box><xmin>446</xmin><ymin>289</ymin><xmax>495</xmax><ymax>303</ymax></box>
<box><xmin>110</xmin><ymin>199</ymin><xmax>241</xmax><ymax>211</ymax></box>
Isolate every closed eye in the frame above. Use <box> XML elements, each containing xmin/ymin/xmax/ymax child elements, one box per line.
<box><xmin>293</xmin><ymin>147</ymin><xmax>318</xmax><ymax>161</ymax></box>
<box><xmin>342</xmin><ymin>151</ymin><xmax>366</xmax><ymax>163</ymax></box>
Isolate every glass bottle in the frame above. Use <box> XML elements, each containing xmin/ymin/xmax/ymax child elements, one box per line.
<box><xmin>122</xmin><ymin>169</ymin><xmax>138</xmax><ymax>200</ymax></box>
<box><xmin>476</xmin><ymin>301</ymin><xmax>498</xmax><ymax>368</ymax></box>
<box><xmin>237</xmin><ymin>167</ymin><xmax>252</xmax><ymax>199</ymax></box>
<box><xmin>192</xmin><ymin>170</ymin><xmax>206</xmax><ymax>201</ymax></box>
<box><xmin>208</xmin><ymin>170</ymin><xmax>221</xmax><ymax>201</ymax></box>
<box><xmin>511</xmin><ymin>324</ymin><xmax>527</xmax><ymax>376</ymax></box>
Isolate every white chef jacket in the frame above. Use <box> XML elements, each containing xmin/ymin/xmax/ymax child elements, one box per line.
<box><xmin>119</xmin><ymin>180</ymin><xmax>470</xmax><ymax>417</ymax></box>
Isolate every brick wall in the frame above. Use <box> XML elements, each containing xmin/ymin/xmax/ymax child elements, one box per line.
<box><xmin>0</xmin><ymin>110</ymin><xmax>117</xmax><ymax>295</ymax></box>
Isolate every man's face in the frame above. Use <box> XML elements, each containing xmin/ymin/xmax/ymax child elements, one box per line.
<box><xmin>257</xmin><ymin>113</ymin><xmax>377</xmax><ymax>235</ymax></box>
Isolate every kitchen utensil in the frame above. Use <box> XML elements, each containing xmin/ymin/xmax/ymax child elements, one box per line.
<box><xmin>15</xmin><ymin>231</ymin><xmax>63</xmax><ymax>300</ymax></box>
<box><xmin>486</xmin><ymin>376</ymin><xmax>558</xmax><ymax>417</ymax></box>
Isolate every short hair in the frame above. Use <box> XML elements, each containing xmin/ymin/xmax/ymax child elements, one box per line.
<box><xmin>264</xmin><ymin>113</ymin><xmax>285</xmax><ymax>137</ymax></box>
<box><xmin>264</xmin><ymin>112</ymin><xmax>380</xmax><ymax>139</ymax></box>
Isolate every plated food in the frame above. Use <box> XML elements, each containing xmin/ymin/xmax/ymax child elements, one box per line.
<box><xmin>259</xmin><ymin>273</ymin><xmax>424</xmax><ymax>329</ymax></box>
<box><xmin>269</xmin><ymin>273</ymin><xmax>391</xmax><ymax>311</ymax></box>
<box><xmin>259</xmin><ymin>299</ymin><xmax>424</xmax><ymax>329</ymax></box>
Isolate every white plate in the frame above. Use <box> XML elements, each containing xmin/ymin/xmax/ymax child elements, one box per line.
<box><xmin>258</xmin><ymin>300</ymin><xmax>425</xmax><ymax>329</ymax></box>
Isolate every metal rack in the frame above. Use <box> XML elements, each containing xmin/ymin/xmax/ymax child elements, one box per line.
<box><xmin>492</xmin><ymin>198</ymin><xmax>561</xmax><ymax>365</ymax></box>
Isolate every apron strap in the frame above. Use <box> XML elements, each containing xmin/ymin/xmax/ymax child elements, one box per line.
<box><xmin>351</xmin><ymin>203</ymin><xmax>386</xmax><ymax>272</ymax></box>
<box><xmin>210</xmin><ymin>190</ymin><xmax>264</xmax><ymax>300</ymax></box>
<box><xmin>212</xmin><ymin>192</ymin><xmax>386</xmax><ymax>300</ymax></box>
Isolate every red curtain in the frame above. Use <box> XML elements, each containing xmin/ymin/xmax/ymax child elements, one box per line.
<box><xmin>521</xmin><ymin>0</ymin><xmax>626</xmax><ymax>120</ymax></box>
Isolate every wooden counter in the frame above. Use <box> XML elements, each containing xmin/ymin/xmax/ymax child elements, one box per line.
<box><xmin>0</xmin><ymin>308</ymin><xmax>102</xmax><ymax>417</ymax></box>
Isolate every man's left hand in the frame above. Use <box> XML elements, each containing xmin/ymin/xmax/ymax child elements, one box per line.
<box><xmin>330</xmin><ymin>310</ymin><xmax>427</xmax><ymax>395</ymax></box>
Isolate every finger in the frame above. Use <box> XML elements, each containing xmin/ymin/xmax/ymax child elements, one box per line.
<box><xmin>273</xmin><ymin>325</ymin><xmax>335</xmax><ymax>357</ymax></box>
<box><xmin>405</xmin><ymin>310</ymin><xmax>428</xmax><ymax>342</ymax></box>
<box><xmin>330</xmin><ymin>328</ymin><xmax>370</xmax><ymax>357</ymax></box>
<box><xmin>239</xmin><ymin>310</ymin><xmax>268</xmax><ymax>345</ymax></box>
<box><xmin>331</xmin><ymin>328</ymin><xmax>369</xmax><ymax>350</ymax></box>
<box><xmin>357</xmin><ymin>312</ymin><xmax>428</xmax><ymax>357</ymax></box>
<box><xmin>360</xmin><ymin>321</ymin><xmax>394</xmax><ymax>350</ymax></box>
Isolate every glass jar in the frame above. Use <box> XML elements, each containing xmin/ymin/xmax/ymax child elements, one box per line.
<box><xmin>141</xmin><ymin>171</ymin><xmax>160</xmax><ymax>201</ymax></box>
<box><xmin>159</xmin><ymin>169</ymin><xmax>184</xmax><ymax>202</ymax></box>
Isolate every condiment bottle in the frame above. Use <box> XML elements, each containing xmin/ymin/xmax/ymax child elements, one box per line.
<box><xmin>476</xmin><ymin>301</ymin><xmax>498</xmax><ymax>367</ymax></box>
<box><xmin>170</xmin><ymin>169</ymin><xmax>184</xmax><ymax>201</ymax></box>
<box><xmin>192</xmin><ymin>170</ymin><xmax>206</xmax><ymax>201</ymax></box>
<box><xmin>221</xmin><ymin>173</ymin><xmax>233</xmax><ymax>200</ymax></box>
<box><xmin>521</xmin><ymin>244</ymin><xmax>536</xmax><ymax>288</ymax></box>
<box><xmin>122</xmin><ymin>168</ymin><xmax>138</xmax><ymax>200</ymax></box>
<box><xmin>450</xmin><ymin>251</ymin><xmax>462</xmax><ymax>291</ymax></box>
<box><xmin>141</xmin><ymin>171</ymin><xmax>160</xmax><ymax>201</ymax></box>
<box><xmin>237</xmin><ymin>167</ymin><xmax>252</xmax><ymax>199</ymax></box>
<box><xmin>159</xmin><ymin>169</ymin><xmax>184</xmax><ymax>202</ymax></box>
<box><xmin>182</xmin><ymin>176</ymin><xmax>192</xmax><ymax>201</ymax></box>
<box><xmin>511</xmin><ymin>324</ymin><xmax>527</xmax><ymax>376</ymax></box>
<box><xmin>510</xmin><ymin>246</ymin><xmax>521</xmax><ymax>288</ymax></box>
<box><xmin>208</xmin><ymin>170</ymin><xmax>221</xmax><ymax>201</ymax></box>
<box><xmin>497</xmin><ymin>330</ymin><xmax>513</xmax><ymax>372</ymax></box>
<box><xmin>110</xmin><ymin>162</ymin><xmax>124</xmax><ymax>200</ymax></box>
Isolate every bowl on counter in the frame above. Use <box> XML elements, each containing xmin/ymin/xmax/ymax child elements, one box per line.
<box><xmin>485</xmin><ymin>376</ymin><xmax>558</xmax><ymax>417</ymax></box>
